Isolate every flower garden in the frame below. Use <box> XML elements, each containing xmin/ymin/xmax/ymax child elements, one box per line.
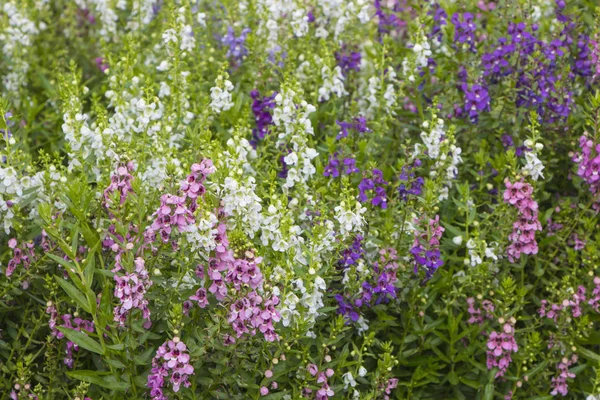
<box><xmin>1</xmin><ymin>0</ymin><xmax>600</xmax><ymax>399</ymax></box>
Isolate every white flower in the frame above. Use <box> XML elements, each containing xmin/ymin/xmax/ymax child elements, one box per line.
<box><xmin>335</xmin><ymin>201</ymin><xmax>367</xmax><ymax>237</ymax></box>
<box><xmin>284</xmin><ymin>152</ymin><xmax>299</xmax><ymax>166</ymax></box>
<box><xmin>179</xmin><ymin>25</ymin><xmax>196</xmax><ymax>51</ymax></box>
<box><xmin>162</xmin><ymin>28</ymin><xmax>178</xmax><ymax>44</ymax></box>
<box><xmin>291</xmin><ymin>9</ymin><xmax>309</xmax><ymax>37</ymax></box>
<box><xmin>522</xmin><ymin>151</ymin><xmax>545</xmax><ymax>181</ymax></box>
<box><xmin>420</xmin><ymin>118</ymin><xmax>445</xmax><ymax>160</ymax></box>
<box><xmin>343</xmin><ymin>372</ymin><xmax>357</xmax><ymax>389</ymax></box>
<box><xmin>197</xmin><ymin>12</ymin><xmax>207</xmax><ymax>27</ymax></box>
<box><xmin>453</xmin><ymin>236</ymin><xmax>463</xmax><ymax>245</ymax></box>
<box><xmin>466</xmin><ymin>239</ymin><xmax>483</xmax><ymax>266</ymax></box>
<box><xmin>318</xmin><ymin>65</ymin><xmax>348</xmax><ymax>102</ymax></box>
<box><xmin>210</xmin><ymin>78</ymin><xmax>234</xmax><ymax>113</ymax></box>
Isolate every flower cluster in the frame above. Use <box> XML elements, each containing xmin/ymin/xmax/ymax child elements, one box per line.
<box><xmin>451</xmin><ymin>13</ymin><xmax>477</xmax><ymax>52</ymax></box>
<box><xmin>398</xmin><ymin>163</ymin><xmax>424</xmax><ymax>201</ymax></box>
<box><xmin>573</xmin><ymin>135</ymin><xmax>600</xmax><ymax>209</ymax></box>
<box><xmin>103</xmin><ymin>162</ymin><xmax>135</xmax><ymax>208</ymax></box>
<box><xmin>410</xmin><ymin>215</ymin><xmax>445</xmax><ymax>281</ymax></box>
<box><xmin>539</xmin><ymin>286</ymin><xmax>587</xmax><ymax>322</ymax></box>
<box><xmin>306</xmin><ymin>364</ymin><xmax>335</xmax><ymax>400</ymax></box>
<box><xmin>250</xmin><ymin>90</ymin><xmax>277</xmax><ymax>144</ymax></box>
<box><xmin>4</xmin><ymin>238</ymin><xmax>34</xmax><ymax>278</ymax></box>
<box><xmin>113</xmin><ymin>257</ymin><xmax>153</xmax><ymax>327</ymax></box>
<box><xmin>147</xmin><ymin>161</ymin><xmax>214</xmax><ymax>242</ymax></box>
<box><xmin>486</xmin><ymin>323</ymin><xmax>519</xmax><ymax>378</ymax></box>
<box><xmin>147</xmin><ymin>338</ymin><xmax>195</xmax><ymax>399</ymax></box>
<box><xmin>466</xmin><ymin>297</ymin><xmax>495</xmax><ymax>324</ymax></box>
<box><xmin>358</xmin><ymin>169</ymin><xmax>388</xmax><ymax>208</ymax></box>
<box><xmin>550</xmin><ymin>355</ymin><xmax>578</xmax><ymax>396</ymax></box>
<box><xmin>503</xmin><ymin>180</ymin><xmax>542</xmax><ymax>262</ymax></box>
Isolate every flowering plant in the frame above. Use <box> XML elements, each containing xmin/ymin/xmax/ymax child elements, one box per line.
<box><xmin>2</xmin><ymin>0</ymin><xmax>600</xmax><ymax>399</ymax></box>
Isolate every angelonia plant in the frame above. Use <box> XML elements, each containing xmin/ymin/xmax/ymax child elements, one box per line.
<box><xmin>2</xmin><ymin>0</ymin><xmax>600</xmax><ymax>399</ymax></box>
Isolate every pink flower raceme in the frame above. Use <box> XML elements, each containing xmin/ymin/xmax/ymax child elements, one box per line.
<box><xmin>188</xmin><ymin>222</ymin><xmax>281</xmax><ymax>342</ymax></box>
<box><xmin>410</xmin><ymin>215</ymin><xmax>445</xmax><ymax>282</ymax></box>
<box><xmin>227</xmin><ymin>291</ymin><xmax>281</xmax><ymax>342</ymax></box>
<box><xmin>573</xmin><ymin>135</ymin><xmax>600</xmax><ymax>210</ymax></box>
<box><xmin>486</xmin><ymin>323</ymin><xmax>518</xmax><ymax>378</ymax></box>
<box><xmin>148</xmin><ymin>194</ymin><xmax>195</xmax><ymax>242</ymax></box>
<box><xmin>466</xmin><ymin>297</ymin><xmax>494</xmax><ymax>324</ymax></box>
<box><xmin>305</xmin><ymin>364</ymin><xmax>335</xmax><ymax>400</ymax></box>
<box><xmin>550</xmin><ymin>355</ymin><xmax>578</xmax><ymax>396</ymax></box>
<box><xmin>9</xmin><ymin>382</ymin><xmax>39</xmax><ymax>400</ymax></box>
<box><xmin>588</xmin><ymin>277</ymin><xmax>600</xmax><ymax>311</ymax></box>
<box><xmin>45</xmin><ymin>304</ymin><xmax>94</xmax><ymax>369</ymax></box>
<box><xmin>503</xmin><ymin>180</ymin><xmax>542</xmax><ymax>262</ymax></box>
<box><xmin>147</xmin><ymin>160</ymin><xmax>214</xmax><ymax>243</ymax></box>
<box><xmin>4</xmin><ymin>238</ymin><xmax>35</xmax><ymax>278</ymax></box>
<box><xmin>539</xmin><ymin>286</ymin><xmax>586</xmax><ymax>321</ymax></box>
<box><xmin>376</xmin><ymin>377</ymin><xmax>399</xmax><ymax>400</ymax></box>
<box><xmin>103</xmin><ymin>162</ymin><xmax>135</xmax><ymax>209</ymax></box>
<box><xmin>147</xmin><ymin>338</ymin><xmax>194</xmax><ymax>399</ymax></box>
<box><xmin>180</xmin><ymin>159</ymin><xmax>215</xmax><ymax>212</ymax></box>
<box><xmin>113</xmin><ymin>257</ymin><xmax>153</xmax><ymax>328</ymax></box>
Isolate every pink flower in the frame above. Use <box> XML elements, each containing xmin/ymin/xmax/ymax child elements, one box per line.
<box><xmin>503</xmin><ymin>181</ymin><xmax>541</xmax><ymax>262</ymax></box>
<box><xmin>148</xmin><ymin>338</ymin><xmax>194</xmax><ymax>399</ymax></box>
<box><xmin>307</xmin><ymin>363</ymin><xmax>319</xmax><ymax>376</ymax></box>
<box><xmin>486</xmin><ymin>325</ymin><xmax>518</xmax><ymax>378</ymax></box>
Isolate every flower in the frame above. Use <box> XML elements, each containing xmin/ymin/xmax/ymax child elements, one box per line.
<box><xmin>147</xmin><ymin>338</ymin><xmax>194</xmax><ymax>398</ymax></box>
<box><xmin>503</xmin><ymin>180</ymin><xmax>542</xmax><ymax>262</ymax></box>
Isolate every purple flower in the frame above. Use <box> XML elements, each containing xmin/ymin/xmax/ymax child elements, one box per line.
<box><xmin>411</xmin><ymin>215</ymin><xmax>445</xmax><ymax>281</ymax></box>
<box><xmin>250</xmin><ymin>90</ymin><xmax>277</xmax><ymax>145</ymax></box>
<box><xmin>148</xmin><ymin>338</ymin><xmax>194</xmax><ymax>398</ymax></box>
<box><xmin>343</xmin><ymin>158</ymin><xmax>359</xmax><ymax>175</ymax></box>
<box><xmin>335</xmin><ymin>48</ymin><xmax>361</xmax><ymax>75</ymax></box>
<box><xmin>398</xmin><ymin>164</ymin><xmax>424</xmax><ymax>201</ymax></box>
<box><xmin>95</xmin><ymin>57</ymin><xmax>109</xmax><ymax>73</ymax></box>
<box><xmin>222</xmin><ymin>26</ymin><xmax>251</xmax><ymax>64</ymax></box>
<box><xmin>113</xmin><ymin>257</ymin><xmax>153</xmax><ymax>327</ymax></box>
<box><xmin>335</xmin><ymin>117</ymin><xmax>369</xmax><ymax>140</ymax></box>
<box><xmin>429</xmin><ymin>3</ymin><xmax>447</xmax><ymax>42</ymax></box>
<box><xmin>461</xmin><ymin>83</ymin><xmax>490</xmax><ymax>123</ymax></box>
<box><xmin>358</xmin><ymin>169</ymin><xmax>388</xmax><ymax>208</ymax></box>
<box><xmin>324</xmin><ymin>153</ymin><xmax>341</xmax><ymax>178</ymax></box>
<box><xmin>451</xmin><ymin>12</ymin><xmax>477</xmax><ymax>52</ymax></box>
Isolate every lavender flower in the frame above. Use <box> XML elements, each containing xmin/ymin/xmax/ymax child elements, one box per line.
<box><xmin>147</xmin><ymin>338</ymin><xmax>195</xmax><ymax>398</ymax></box>
<box><xmin>451</xmin><ymin>13</ymin><xmax>477</xmax><ymax>52</ymax></box>
<box><xmin>222</xmin><ymin>26</ymin><xmax>251</xmax><ymax>64</ymax></box>
<box><xmin>250</xmin><ymin>90</ymin><xmax>276</xmax><ymax>145</ymax></box>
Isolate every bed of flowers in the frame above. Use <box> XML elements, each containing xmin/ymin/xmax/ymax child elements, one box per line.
<box><xmin>1</xmin><ymin>0</ymin><xmax>600</xmax><ymax>399</ymax></box>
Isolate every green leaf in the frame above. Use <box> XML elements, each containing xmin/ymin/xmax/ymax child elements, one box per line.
<box><xmin>67</xmin><ymin>370</ymin><xmax>129</xmax><ymax>391</ymax></box>
<box><xmin>47</xmin><ymin>253</ymin><xmax>78</xmax><ymax>273</ymax></box>
<box><xmin>57</xmin><ymin>327</ymin><xmax>104</xmax><ymax>355</ymax></box>
<box><xmin>483</xmin><ymin>383</ymin><xmax>494</xmax><ymax>400</ymax></box>
<box><xmin>578</xmin><ymin>347</ymin><xmax>600</xmax><ymax>364</ymax></box>
<box><xmin>134</xmin><ymin>347</ymin><xmax>155</xmax><ymax>365</ymax></box>
<box><xmin>55</xmin><ymin>276</ymin><xmax>91</xmax><ymax>314</ymax></box>
<box><xmin>105</xmin><ymin>358</ymin><xmax>126</xmax><ymax>369</ymax></box>
<box><xmin>525</xmin><ymin>360</ymin><xmax>548</xmax><ymax>379</ymax></box>
<box><xmin>83</xmin><ymin>252</ymin><xmax>96</xmax><ymax>289</ymax></box>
